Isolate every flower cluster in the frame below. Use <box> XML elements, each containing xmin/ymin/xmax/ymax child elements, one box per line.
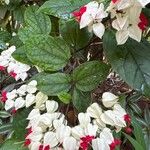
<box><xmin>1</xmin><ymin>80</ymin><xmax>49</xmax><ymax>114</ymax></box>
<box><xmin>25</xmin><ymin>92</ymin><xmax>131</xmax><ymax>150</ymax></box>
<box><xmin>0</xmin><ymin>46</ymin><xmax>30</xmax><ymax>81</ymax></box>
<box><xmin>73</xmin><ymin>0</ymin><xmax>149</xmax><ymax>45</ymax></box>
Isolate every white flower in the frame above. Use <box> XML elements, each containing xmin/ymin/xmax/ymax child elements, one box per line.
<box><xmin>102</xmin><ymin>92</ymin><xmax>118</xmax><ymax>108</ymax></box>
<box><xmin>71</xmin><ymin>126</ymin><xmax>84</xmax><ymax>140</ymax></box>
<box><xmin>87</xmin><ymin>103</ymin><xmax>102</xmax><ymax>119</ymax></box>
<box><xmin>63</xmin><ymin>137</ymin><xmax>79</xmax><ymax>150</ymax></box>
<box><xmin>26</xmin><ymin>80</ymin><xmax>37</xmax><ymax>94</ymax></box>
<box><xmin>80</xmin><ymin>1</ymin><xmax>108</xmax><ymax>38</ymax></box>
<box><xmin>35</xmin><ymin>92</ymin><xmax>48</xmax><ymax>109</ymax></box>
<box><xmin>56</xmin><ymin>124</ymin><xmax>71</xmax><ymax>143</ymax></box>
<box><xmin>46</xmin><ymin>100</ymin><xmax>58</xmax><ymax>113</ymax></box>
<box><xmin>5</xmin><ymin>99</ymin><xmax>14</xmax><ymax>111</ymax></box>
<box><xmin>92</xmin><ymin>138</ymin><xmax>110</xmax><ymax>150</ymax></box>
<box><xmin>43</xmin><ymin>132</ymin><xmax>59</xmax><ymax>148</ymax></box>
<box><xmin>25</xmin><ymin>94</ymin><xmax>36</xmax><ymax>107</ymax></box>
<box><xmin>78</xmin><ymin>113</ymin><xmax>91</xmax><ymax>128</ymax></box>
<box><xmin>17</xmin><ymin>85</ymin><xmax>27</xmax><ymax>96</ymax></box>
<box><xmin>100</xmin><ymin>128</ymin><xmax>114</xmax><ymax>145</ymax></box>
<box><xmin>6</xmin><ymin>89</ymin><xmax>17</xmax><ymax>100</ymax></box>
<box><xmin>14</xmin><ymin>97</ymin><xmax>25</xmax><ymax>110</ymax></box>
<box><xmin>4</xmin><ymin>0</ymin><xmax>10</xmax><ymax>5</ymax></box>
<box><xmin>84</xmin><ymin>124</ymin><xmax>98</xmax><ymax>137</ymax></box>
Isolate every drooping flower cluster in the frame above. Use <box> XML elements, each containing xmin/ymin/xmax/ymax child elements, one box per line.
<box><xmin>1</xmin><ymin>80</ymin><xmax>49</xmax><ymax>114</ymax></box>
<box><xmin>25</xmin><ymin>91</ymin><xmax>131</xmax><ymax>150</ymax></box>
<box><xmin>73</xmin><ymin>0</ymin><xmax>149</xmax><ymax>45</ymax></box>
<box><xmin>0</xmin><ymin>46</ymin><xmax>30</xmax><ymax>81</ymax></box>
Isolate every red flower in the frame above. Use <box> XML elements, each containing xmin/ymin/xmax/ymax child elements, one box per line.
<box><xmin>11</xmin><ymin>108</ymin><xmax>17</xmax><ymax>115</ymax></box>
<box><xmin>24</xmin><ymin>139</ymin><xmax>31</xmax><ymax>147</ymax></box>
<box><xmin>124</xmin><ymin>114</ymin><xmax>131</xmax><ymax>125</ymax></box>
<box><xmin>72</xmin><ymin>6</ymin><xmax>87</xmax><ymax>22</ymax></box>
<box><xmin>109</xmin><ymin>139</ymin><xmax>121</xmax><ymax>150</ymax></box>
<box><xmin>1</xmin><ymin>91</ymin><xmax>7</xmax><ymax>103</ymax></box>
<box><xmin>124</xmin><ymin>127</ymin><xmax>132</xmax><ymax>134</ymax></box>
<box><xmin>0</xmin><ymin>66</ymin><xmax>6</xmax><ymax>71</ymax></box>
<box><xmin>25</xmin><ymin>127</ymin><xmax>33</xmax><ymax>138</ymax></box>
<box><xmin>112</xmin><ymin>0</ymin><xmax>118</xmax><ymax>3</ymax></box>
<box><xmin>39</xmin><ymin>145</ymin><xmax>44</xmax><ymax>150</ymax></box>
<box><xmin>44</xmin><ymin>145</ymin><xmax>50</xmax><ymax>150</ymax></box>
<box><xmin>138</xmin><ymin>13</ymin><xmax>149</xmax><ymax>31</ymax></box>
<box><xmin>80</xmin><ymin>135</ymin><xmax>95</xmax><ymax>150</ymax></box>
<box><xmin>9</xmin><ymin>71</ymin><xmax>17</xmax><ymax>78</ymax></box>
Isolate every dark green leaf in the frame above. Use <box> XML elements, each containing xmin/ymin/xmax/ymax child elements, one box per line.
<box><xmin>73</xmin><ymin>60</ymin><xmax>110</xmax><ymax>91</ymax></box>
<box><xmin>0</xmin><ymin>124</ymin><xmax>12</xmax><ymax>135</ymax></box>
<box><xmin>26</xmin><ymin>34</ymin><xmax>71</xmax><ymax>71</ymax></box>
<box><xmin>0</xmin><ymin>140</ymin><xmax>27</xmax><ymax>150</ymax></box>
<box><xmin>12</xmin><ymin>108</ymin><xmax>31</xmax><ymax>141</ymax></box>
<box><xmin>132</xmin><ymin>118</ymin><xmax>146</xmax><ymax>149</ymax></box>
<box><xmin>72</xmin><ymin>88</ymin><xmax>91</xmax><ymax>112</ymax></box>
<box><xmin>38</xmin><ymin>0</ymin><xmax>90</xmax><ymax>18</ymax></box>
<box><xmin>123</xmin><ymin>133</ymin><xmax>145</xmax><ymax>150</ymax></box>
<box><xmin>60</xmin><ymin>19</ymin><xmax>92</xmax><ymax>50</ymax></box>
<box><xmin>12</xmin><ymin>45</ymin><xmax>32</xmax><ymax>65</ymax></box>
<box><xmin>18</xmin><ymin>6</ymin><xmax>51</xmax><ymax>43</ymax></box>
<box><xmin>33</xmin><ymin>72</ymin><xmax>71</xmax><ymax>96</ymax></box>
<box><xmin>103</xmin><ymin>30</ymin><xmax>150</xmax><ymax>97</ymax></box>
<box><xmin>0</xmin><ymin>111</ymin><xmax>11</xmax><ymax>118</ymax></box>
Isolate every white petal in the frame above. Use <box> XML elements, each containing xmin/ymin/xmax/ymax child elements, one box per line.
<box><xmin>6</xmin><ymin>89</ymin><xmax>17</xmax><ymax>100</ymax></box>
<box><xmin>56</xmin><ymin>124</ymin><xmax>71</xmax><ymax>143</ymax></box>
<box><xmin>27</xmin><ymin>109</ymin><xmax>40</xmax><ymax>120</ymax></box>
<box><xmin>35</xmin><ymin>92</ymin><xmax>48</xmax><ymax>109</ymax></box>
<box><xmin>78</xmin><ymin>113</ymin><xmax>90</xmax><ymax>127</ymax></box>
<box><xmin>87</xmin><ymin>103</ymin><xmax>102</xmax><ymax>119</ymax></box>
<box><xmin>92</xmin><ymin>138</ymin><xmax>110</xmax><ymax>150</ymax></box>
<box><xmin>27</xmin><ymin>80</ymin><xmax>37</xmax><ymax>94</ymax></box>
<box><xmin>44</xmin><ymin>132</ymin><xmax>59</xmax><ymax>148</ymax></box>
<box><xmin>129</xmin><ymin>25</ymin><xmax>142</xmax><ymax>42</ymax></box>
<box><xmin>15</xmin><ymin>97</ymin><xmax>25</xmax><ymax>110</ymax></box>
<box><xmin>102</xmin><ymin>92</ymin><xmax>118</xmax><ymax>108</ymax></box>
<box><xmin>100</xmin><ymin>128</ymin><xmax>114</xmax><ymax>144</ymax></box>
<box><xmin>5</xmin><ymin>99</ymin><xmax>14</xmax><ymax>111</ymax></box>
<box><xmin>116</xmin><ymin>30</ymin><xmax>129</xmax><ymax>45</ymax></box>
<box><xmin>92</xmin><ymin>23</ymin><xmax>105</xmax><ymax>39</ymax></box>
<box><xmin>17</xmin><ymin>85</ymin><xmax>27</xmax><ymax>96</ymax></box>
<box><xmin>80</xmin><ymin>12</ymin><xmax>93</xmax><ymax>29</ymax></box>
<box><xmin>85</xmin><ymin>124</ymin><xmax>98</xmax><ymax>137</ymax></box>
<box><xmin>63</xmin><ymin>137</ymin><xmax>78</xmax><ymax>150</ymax></box>
<box><xmin>46</xmin><ymin>100</ymin><xmax>58</xmax><ymax>113</ymax></box>
<box><xmin>25</xmin><ymin>94</ymin><xmax>36</xmax><ymax>107</ymax></box>
<box><xmin>100</xmin><ymin>110</ymin><xmax>115</xmax><ymax>126</ymax></box>
<box><xmin>71</xmin><ymin>126</ymin><xmax>84</xmax><ymax>140</ymax></box>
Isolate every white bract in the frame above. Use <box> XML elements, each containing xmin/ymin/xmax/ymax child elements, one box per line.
<box><xmin>79</xmin><ymin>1</ymin><xmax>108</xmax><ymax>38</ymax></box>
<box><xmin>0</xmin><ymin>46</ymin><xmax>30</xmax><ymax>81</ymax></box>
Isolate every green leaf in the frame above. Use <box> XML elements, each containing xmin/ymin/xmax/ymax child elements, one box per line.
<box><xmin>73</xmin><ymin>60</ymin><xmax>110</xmax><ymax>91</ymax></box>
<box><xmin>18</xmin><ymin>6</ymin><xmax>51</xmax><ymax>43</ymax></box>
<box><xmin>0</xmin><ymin>30</ymin><xmax>11</xmax><ymax>42</ymax></box>
<box><xmin>26</xmin><ymin>34</ymin><xmax>71</xmax><ymax>71</ymax></box>
<box><xmin>0</xmin><ymin>140</ymin><xmax>27</xmax><ymax>150</ymax></box>
<box><xmin>12</xmin><ymin>108</ymin><xmax>31</xmax><ymax>141</ymax></box>
<box><xmin>0</xmin><ymin>111</ymin><xmax>11</xmax><ymax>118</ymax></box>
<box><xmin>123</xmin><ymin>133</ymin><xmax>145</xmax><ymax>150</ymax></box>
<box><xmin>103</xmin><ymin>30</ymin><xmax>150</xmax><ymax>97</ymax></box>
<box><xmin>132</xmin><ymin>118</ymin><xmax>146</xmax><ymax>149</ymax></box>
<box><xmin>58</xmin><ymin>91</ymin><xmax>71</xmax><ymax>104</ymax></box>
<box><xmin>12</xmin><ymin>45</ymin><xmax>32</xmax><ymax>65</ymax></box>
<box><xmin>38</xmin><ymin>0</ymin><xmax>90</xmax><ymax>18</ymax></box>
<box><xmin>60</xmin><ymin>19</ymin><xmax>92</xmax><ymax>50</ymax></box>
<box><xmin>0</xmin><ymin>124</ymin><xmax>12</xmax><ymax>135</ymax></box>
<box><xmin>33</xmin><ymin>72</ymin><xmax>71</xmax><ymax>96</ymax></box>
<box><xmin>72</xmin><ymin>88</ymin><xmax>91</xmax><ymax>112</ymax></box>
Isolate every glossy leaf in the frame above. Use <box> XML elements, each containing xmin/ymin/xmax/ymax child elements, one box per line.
<box><xmin>73</xmin><ymin>60</ymin><xmax>110</xmax><ymax>91</ymax></box>
<box><xmin>58</xmin><ymin>91</ymin><xmax>71</xmax><ymax>104</ymax></box>
<box><xmin>103</xmin><ymin>30</ymin><xmax>150</xmax><ymax>97</ymax></box>
<box><xmin>26</xmin><ymin>34</ymin><xmax>71</xmax><ymax>71</ymax></box>
<box><xmin>72</xmin><ymin>88</ymin><xmax>91</xmax><ymax>112</ymax></box>
<box><xmin>60</xmin><ymin>19</ymin><xmax>92</xmax><ymax>50</ymax></box>
<box><xmin>33</xmin><ymin>72</ymin><xmax>71</xmax><ymax>96</ymax></box>
<box><xmin>38</xmin><ymin>0</ymin><xmax>90</xmax><ymax>18</ymax></box>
